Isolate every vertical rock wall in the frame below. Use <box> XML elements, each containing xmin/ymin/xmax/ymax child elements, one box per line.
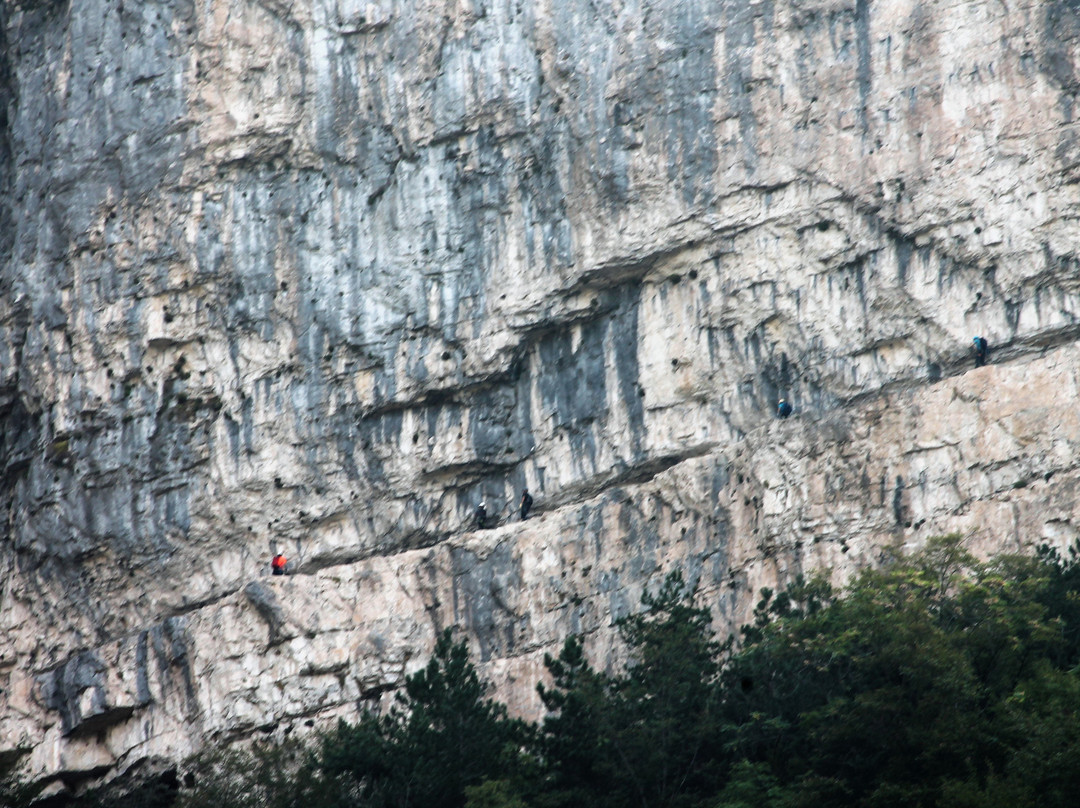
<box><xmin>4</xmin><ymin>0</ymin><xmax>1080</xmax><ymax>793</ymax></box>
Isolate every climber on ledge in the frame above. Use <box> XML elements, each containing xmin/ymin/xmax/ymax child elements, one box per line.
<box><xmin>271</xmin><ymin>552</ymin><xmax>287</xmax><ymax>576</ymax></box>
<box><xmin>973</xmin><ymin>335</ymin><xmax>989</xmax><ymax>367</ymax></box>
<box><xmin>520</xmin><ymin>488</ymin><xmax>533</xmax><ymax>520</ymax></box>
<box><xmin>475</xmin><ymin>501</ymin><xmax>488</xmax><ymax>530</ymax></box>
<box><xmin>776</xmin><ymin>398</ymin><xmax>793</xmax><ymax>419</ymax></box>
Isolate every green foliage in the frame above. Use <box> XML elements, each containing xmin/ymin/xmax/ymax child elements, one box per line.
<box><xmin>711</xmin><ymin>761</ymin><xmax>795</xmax><ymax>808</ymax></box>
<box><xmin>176</xmin><ymin>738</ymin><xmax>321</xmax><ymax>808</ymax></box>
<box><xmin>721</xmin><ymin>533</ymin><xmax>1080</xmax><ymax>807</ymax></box>
<box><xmin>317</xmin><ymin>628</ymin><xmax>532</xmax><ymax>808</ymax></box>
<box><xmin>606</xmin><ymin>572</ymin><xmax>725</xmax><ymax>807</ymax></box>
<box><xmin>740</xmin><ymin>572</ymin><xmax>835</xmax><ymax>644</ymax></box>
<box><xmin>535</xmin><ymin>635</ymin><xmax>606</xmax><ymax>806</ymax></box>
<box><xmin>536</xmin><ymin>571</ymin><xmax>724</xmax><ymax>808</ymax></box>
<box><xmin>1034</xmin><ymin>541</ymin><xmax>1080</xmax><ymax>666</ymax></box>
<box><xmin>463</xmin><ymin>779</ymin><xmax>530</xmax><ymax>808</ymax></box>
<box><xmin>937</xmin><ymin>663</ymin><xmax>1080</xmax><ymax>808</ymax></box>
<box><xmin>80</xmin><ymin>774</ymin><xmax>180</xmax><ymax>808</ymax></box>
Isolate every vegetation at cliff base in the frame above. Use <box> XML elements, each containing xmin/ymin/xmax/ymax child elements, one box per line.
<box><xmin>11</xmin><ymin>535</ymin><xmax>1080</xmax><ymax>808</ymax></box>
<box><xmin>167</xmin><ymin>535</ymin><xmax>1080</xmax><ymax>808</ymax></box>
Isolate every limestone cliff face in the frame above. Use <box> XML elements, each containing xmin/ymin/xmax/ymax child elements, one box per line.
<box><xmin>4</xmin><ymin>0</ymin><xmax>1080</xmax><ymax>792</ymax></box>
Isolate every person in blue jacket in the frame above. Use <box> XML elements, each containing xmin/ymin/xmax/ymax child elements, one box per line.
<box><xmin>973</xmin><ymin>336</ymin><xmax>989</xmax><ymax>367</ymax></box>
<box><xmin>777</xmin><ymin>398</ymin><xmax>793</xmax><ymax>419</ymax></box>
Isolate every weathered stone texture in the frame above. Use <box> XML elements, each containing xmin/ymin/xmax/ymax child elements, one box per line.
<box><xmin>4</xmin><ymin>0</ymin><xmax>1080</xmax><ymax>793</ymax></box>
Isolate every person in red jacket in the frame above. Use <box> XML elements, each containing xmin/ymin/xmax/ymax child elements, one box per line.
<box><xmin>271</xmin><ymin>553</ymin><xmax>287</xmax><ymax>576</ymax></box>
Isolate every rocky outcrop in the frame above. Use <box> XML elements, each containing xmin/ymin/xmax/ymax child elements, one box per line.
<box><xmin>4</xmin><ymin>0</ymin><xmax>1080</xmax><ymax>795</ymax></box>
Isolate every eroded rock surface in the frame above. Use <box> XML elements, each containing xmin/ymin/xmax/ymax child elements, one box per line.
<box><xmin>4</xmin><ymin>0</ymin><xmax>1080</xmax><ymax>793</ymax></box>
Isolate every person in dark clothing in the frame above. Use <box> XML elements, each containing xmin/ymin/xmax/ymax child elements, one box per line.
<box><xmin>271</xmin><ymin>553</ymin><xmax>287</xmax><ymax>576</ymax></box>
<box><xmin>520</xmin><ymin>488</ymin><xmax>533</xmax><ymax>520</ymax></box>
<box><xmin>475</xmin><ymin>501</ymin><xmax>487</xmax><ymax>529</ymax></box>
<box><xmin>973</xmin><ymin>336</ymin><xmax>989</xmax><ymax>367</ymax></box>
<box><xmin>776</xmin><ymin>398</ymin><xmax>793</xmax><ymax>419</ymax></box>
